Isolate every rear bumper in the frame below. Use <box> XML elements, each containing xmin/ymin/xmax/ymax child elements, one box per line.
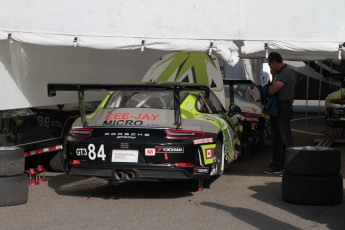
<box><xmin>67</xmin><ymin>163</ymin><xmax>211</xmax><ymax>180</ymax></box>
<box><xmin>326</xmin><ymin>118</ymin><xmax>345</xmax><ymax>128</ymax></box>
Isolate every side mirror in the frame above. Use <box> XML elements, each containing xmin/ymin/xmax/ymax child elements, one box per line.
<box><xmin>228</xmin><ymin>104</ymin><xmax>241</xmax><ymax>116</ymax></box>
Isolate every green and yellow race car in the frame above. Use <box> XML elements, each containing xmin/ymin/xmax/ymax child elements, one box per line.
<box><xmin>48</xmin><ymin>83</ymin><xmax>242</xmax><ymax>189</ymax></box>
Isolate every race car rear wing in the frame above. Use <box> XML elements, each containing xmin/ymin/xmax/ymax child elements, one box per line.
<box><xmin>223</xmin><ymin>79</ymin><xmax>253</xmax><ymax>85</ymax></box>
<box><xmin>323</xmin><ymin>74</ymin><xmax>345</xmax><ymax>98</ymax></box>
<box><xmin>323</xmin><ymin>73</ymin><xmax>345</xmax><ymax>79</ymax></box>
<box><xmin>323</xmin><ymin>74</ymin><xmax>345</xmax><ymax>86</ymax></box>
<box><xmin>222</xmin><ymin>79</ymin><xmax>260</xmax><ymax>104</ymax></box>
<box><xmin>47</xmin><ymin>83</ymin><xmax>211</xmax><ymax>128</ymax></box>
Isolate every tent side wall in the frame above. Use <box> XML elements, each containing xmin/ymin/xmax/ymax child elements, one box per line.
<box><xmin>0</xmin><ymin>41</ymin><xmax>167</xmax><ymax>110</ymax></box>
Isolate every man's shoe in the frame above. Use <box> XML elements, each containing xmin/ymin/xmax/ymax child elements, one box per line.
<box><xmin>262</xmin><ymin>167</ymin><xmax>283</xmax><ymax>176</ymax></box>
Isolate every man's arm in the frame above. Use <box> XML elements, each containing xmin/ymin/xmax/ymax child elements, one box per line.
<box><xmin>268</xmin><ymin>80</ymin><xmax>284</xmax><ymax>96</ymax></box>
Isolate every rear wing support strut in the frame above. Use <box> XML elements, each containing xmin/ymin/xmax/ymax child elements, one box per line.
<box><xmin>77</xmin><ymin>87</ymin><xmax>88</xmax><ymax>127</ymax></box>
<box><xmin>173</xmin><ymin>88</ymin><xmax>181</xmax><ymax>128</ymax></box>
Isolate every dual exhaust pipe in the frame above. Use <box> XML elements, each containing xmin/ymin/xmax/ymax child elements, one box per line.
<box><xmin>113</xmin><ymin>170</ymin><xmax>136</xmax><ymax>181</ymax></box>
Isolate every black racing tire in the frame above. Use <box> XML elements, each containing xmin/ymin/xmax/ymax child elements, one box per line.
<box><xmin>49</xmin><ymin>151</ymin><xmax>65</xmax><ymax>172</ymax></box>
<box><xmin>0</xmin><ymin>147</ymin><xmax>24</xmax><ymax>176</ymax></box>
<box><xmin>240</xmin><ymin>143</ymin><xmax>251</xmax><ymax>159</ymax></box>
<box><xmin>284</xmin><ymin>146</ymin><xmax>341</xmax><ymax>176</ymax></box>
<box><xmin>49</xmin><ymin>119</ymin><xmax>74</xmax><ymax>172</ymax></box>
<box><xmin>282</xmin><ymin>173</ymin><xmax>343</xmax><ymax>205</ymax></box>
<box><xmin>0</xmin><ymin>174</ymin><xmax>28</xmax><ymax>206</ymax></box>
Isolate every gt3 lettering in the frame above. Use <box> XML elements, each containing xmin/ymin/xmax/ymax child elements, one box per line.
<box><xmin>76</xmin><ymin>148</ymin><xmax>88</xmax><ymax>156</ymax></box>
<box><xmin>75</xmin><ymin>144</ymin><xmax>106</xmax><ymax>161</ymax></box>
<box><xmin>335</xmin><ymin>109</ymin><xmax>344</xmax><ymax>115</ymax></box>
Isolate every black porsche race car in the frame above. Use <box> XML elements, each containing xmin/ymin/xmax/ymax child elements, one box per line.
<box><xmin>48</xmin><ymin>83</ymin><xmax>243</xmax><ymax>189</ymax></box>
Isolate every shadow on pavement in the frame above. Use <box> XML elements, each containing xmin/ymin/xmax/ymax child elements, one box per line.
<box><xmin>221</xmin><ymin>113</ymin><xmax>345</xmax><ymax>229</ymax></box>
<box><xmin>248</xmin><ymin>182</ymin><xmax>345</xmax><ymax>230</ymax></box>
<box><xmin>47</xmin><ymin>173</ymin><xmax>196</xmax><ymax>199</ymax></box>
<box><xmin>201</xmin><ymin>201</ymin><xmax>300</xmax><ymax>230</ymax></box>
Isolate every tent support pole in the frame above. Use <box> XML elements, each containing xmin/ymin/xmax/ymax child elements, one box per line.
<box><xmin>305</xmin><ymin>62</ymin><xmax>310</xmax><ymax>118</ymax></box>
<box><xmin>318</xmin><ymin>66</ymin><xmax>323</xmax><ymax>118</ymax></box>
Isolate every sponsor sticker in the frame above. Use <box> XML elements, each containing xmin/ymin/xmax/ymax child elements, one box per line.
<box><xmin>193</xmin><ymin>138</ymin><xmax>213</xmax><ymax>145</ymax></box>
<box><xmin>155</xmin><ymin>146</ymin><xmax>184</xmax><ymax>153</ymax></box>
<box><xmin>103</xmin><ymin>112</ymin><xmax>160</xmax><ymax>126</ymax></box>
<box><xmin>186</xmin><ymin>102</ymin><xmax>193</xmax><ymax>111</ymax></box>
<box><xmin>206</xmin><ymin>149</ymin><xmax>214</xmax><ymax>158</ymax></box>
<box><xmin>104</xmin><ymin>132</ymin><xmax>150</xmax><ymax>137</ymax></box>
<box><xmin>105</xmin><ymin>113</ymin><xmax>160</xmax><ymax>121</ymax></box>
<box><xmin>145</xmin><ymin>148</ymin><xmax>156</xmax><ymax>156</ymax></box>
<box><xmin>193</xmin><ymin>167</ymin><xmax>209</xmax><ymax>174</ymax></box>
<box><xmin>111</xmin><ymin>150</ymin><xmax>138</xmax><ymax>163</ymax></box>
<box><xmin>103</xmin><ymin>120</ymin><xmax>143</xmax><ymax>126</ymax></box>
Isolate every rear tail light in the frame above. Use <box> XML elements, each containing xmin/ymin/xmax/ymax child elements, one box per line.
<box><xmin>69</xmin><ymin>127</ymin><xmax>93</xmax><ymax>138</ymax></box>
<box><xmin>250</xmin><ymin>123</ymin><xmax>257</xmax><ymax>130</ymax></box>
<box><xmin>330</xmin><ymin>99</ymin><xmax>345</xmax><ymax>105</ymax></box>
<box><xmin>165</xmin><ymin>129</ymin><xmax>205</xmax><ymax>140</ymax></box>
<box><xmin>241</xmin><ymin>112</ymin><xmax>260</xmax><ymax>119</ymax></box>
<box><xmin>71</xmin><ymin>159</ymin><xmax>80</xmax><ymax>165</ymax></box>
<box><xmin>175</xmin><ymin>162</ymin><xmax>194</xmax><ymax>167</ymax></box>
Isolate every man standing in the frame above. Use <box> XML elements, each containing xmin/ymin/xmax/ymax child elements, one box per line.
<box><xmin>264</xmin><ymin>52</ymin><xmax>296</xmax><ymax>174</ymax></box>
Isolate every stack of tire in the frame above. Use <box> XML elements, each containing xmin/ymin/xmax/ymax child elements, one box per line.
<box><xmin>282</xmin><ymin>146</ymin><xmax>343</xmax><ymax>205</ymax></box>
<box><xmin>0</xmin><ymin>147</ymin><xmax>28</xmax><ymax>206</ymax></box>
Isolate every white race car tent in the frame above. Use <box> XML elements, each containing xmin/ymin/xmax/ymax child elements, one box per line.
<box><xmin>1</xmin><ymin>0</ymin><xmax>345</xmax><ymax>110</ymax></box>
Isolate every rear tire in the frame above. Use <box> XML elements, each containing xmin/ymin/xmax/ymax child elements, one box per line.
<box><xmin>240</xmin><ymin>143</ymin><xmax>251</xmax><ymax>159</ymax></box>
<box><xmin>282</xmin><ymin>173</ymin><xmax>343</xmax><ymax>205</ymax></box>
<box><xmin>49</xmin><ymin>151</ymin><xmax>65</xmax><ymax>172</ymax></box>
<box><xmin>0</xmin><ymin>147</ymin><xmax>24</xmax><ymax>176</ymax></box>
<box><xmin>49</xmin><ymin>119</ymin><xmax>73</xmax><ymax>172</ymax></box>
<box><xmin>284</xmin><ymin>146</ymin><xmax>341</xmax><ymax>176</ymax></box>
<box><xmin>0</xmin><ymin>174</ymin><xmax>28</xmax><ymax>206</ymax></box>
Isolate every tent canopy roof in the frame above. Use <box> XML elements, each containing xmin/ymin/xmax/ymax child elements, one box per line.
<box><xmin>1</xmin><ymin>0</ymin><xmax>345</xmax><ymax>61</ymax></box>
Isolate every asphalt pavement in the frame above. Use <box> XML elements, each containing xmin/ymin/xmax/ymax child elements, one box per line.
<box><xmin>0</xmin><ymin>113</ymin><xmax>344</xmax><ymax>230</ymax></box>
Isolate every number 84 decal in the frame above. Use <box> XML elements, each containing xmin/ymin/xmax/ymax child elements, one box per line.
<box><xmin>76</xmin><ymin>144</ymin><xmax>106</xmax><ymax>161</ymax></box>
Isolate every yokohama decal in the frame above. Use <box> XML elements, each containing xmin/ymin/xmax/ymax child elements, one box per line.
<box><xmin>24</xmin><ymin>145</ymin><xmax>62</xmax><ymax>157</ymax></box>
<box><xmin>155</xmin><ymin>146</ymin><xmax>184</xmax><ymax>153</ymax></box>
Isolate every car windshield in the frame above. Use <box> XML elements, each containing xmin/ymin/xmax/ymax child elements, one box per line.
<box><xmin>105</xmin><ymin>90</ymin><xmax>174</xmax><ymax>109</ymax></box>
<box><xmin>234</xmin><ymin>83</ymin><xmax>261</xmax><ymax>102</ymax></box>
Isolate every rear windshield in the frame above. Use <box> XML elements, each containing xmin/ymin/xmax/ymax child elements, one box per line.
<box><xmin>105</xmin><ymin>90</ymin><xmax>174</xmax><ymax>109</ymax></box>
